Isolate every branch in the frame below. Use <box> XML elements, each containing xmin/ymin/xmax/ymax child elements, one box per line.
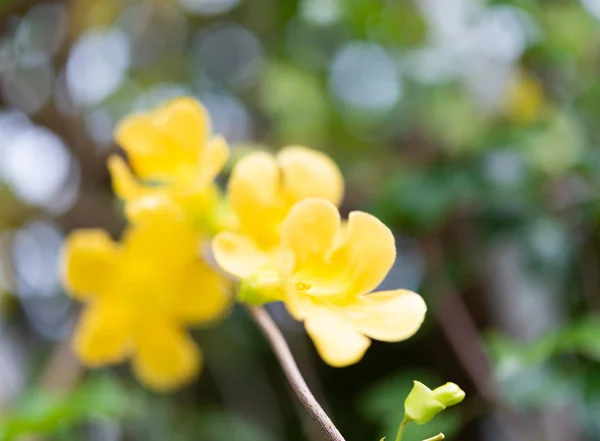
<box><xmin>245</xmin><ymin>304</ymin><xmax>346</xmax><ymax>441</ymax></box>
<box><xmin>38</xmin><ymin>334</ymin><xmax>82</xmax><ymax>394</ymax></box>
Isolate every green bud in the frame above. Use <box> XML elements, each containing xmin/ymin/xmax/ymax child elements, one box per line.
<box><xmin>404</xmin><ymin>381</ymin><xmax>465</xmax><ymax>425</ymax></box>
<box><xmin>238</xmin><ymin>267</ymin><xmax>283</xmax><ymax>305</ymax></box>
<box><xmin>432</xmin><ymin>383</ymin><xmax>465</xmax><ymax>407</ymax></box>
<box><xmin>404</xmin><ymin>381</ymin><xmax>445</xmax><ymax>424</ymax></box>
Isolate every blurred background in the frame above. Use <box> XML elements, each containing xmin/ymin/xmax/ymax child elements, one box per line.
<box><xmin>1</xmin><ymin>0</ymin><xmax>600</xmax><ymax>439</ymax></box>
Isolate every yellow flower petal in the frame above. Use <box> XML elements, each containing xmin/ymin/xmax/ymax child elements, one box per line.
<box><xmin>109</xmin><ymin>155</ymin><xmax>188</xmax><ymax>224</ymax></box>
<box><xmin>108</xmin><ymin>155</ymin><xmax>145</xmax><ymax>201</ymax></box>
<box><xmin>60</xmin><ymin>229</ymin><xmax>118</xmax><ymax>300</ymax></box>
<box><xmin>329</xmin><ymin>211</ymin><xmax>396</xmax><ymax>296</ymax></box>
<box><xmin>73</xmin><ymin>301</ymin><xmax>134</xmax><ymax>366</ymax></box>
<box><xmin>174</xmin><ymin>182</ymin><xmax>221</xmax><ymax>227</ymax></box>
<box><xmin>115</xmin><ymin>97</ymin><xmax>209</xmax><ymax>180</ymax></box>
<box><xmin>124</xmin><ymin>193</ymin><xmax>186</xmax><ymax>226</ymax></box>
<box><xmin>132</xmin><ymin>321</ymin><xmax>202</xmax><ymax>391</ymax></box>
<box><xmin>212</xmin><ymin>232</ymin><xmax>293</xmax><ymax>279</ymax></box>
<box><xmin>227</xmin><ymin>147</ymin><xmax>343</xmax><ymax>248</ymax></box>
<box><xmin>120</xmin><ymin>221</ymin><xmax>199</xmax><ymax>281</ymax></box>
<box><xmin>110</xmin><ymin>154</ymin><xmax>219</xmax><ymax>227</ymax></box>
<box><xmin>278</xmin><ymin>146</ymin><xmax>344</xmax><ymax>206</ymax></box>
<box><xmin>198</xmin><ymin>135</ymin><xmax>230</xmax><ymax>185</ymax></box>
<box><xmin>171</xmin><ymin>259</ymin><xmax>232</xmax><ymax>324</ymax></box>
<box><xmin>341</xmin><ymin>290</ymin><xmax>427</xmax><ymax>342</ymax></box>
<box><xmin>227</xmin><ymin>151</ymin><xmax>285</xmax><ymax>246</ymax></box>
<box><xmin>280</xmin><ymin>198</ymin><xmax>340</xmax><ymax>268</ymax></box>
<box><xmin>302</xmin><ymin>304</ymin><xmax>370</xmax><ymax>367</ymax></box>
<box><xmin>153</xmin><ymin>97</ymin><xmax>209</xmax><ymax>156</ymax></box>
<box><xmin>114</xmin><ymin>116</ymin><xmax>169</xmax><ymax>179</ymax></box>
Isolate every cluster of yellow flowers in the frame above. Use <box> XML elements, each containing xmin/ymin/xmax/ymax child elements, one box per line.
<box><xmin>60</xmin><ymin>97</ymin><xmax>427</xmax><ymax>391</ymax></box>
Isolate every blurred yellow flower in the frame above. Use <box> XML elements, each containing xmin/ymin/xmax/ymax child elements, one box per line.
<box><xmin>212</xmin><ymin>146</ymin><xmax>344</xmax><ymax>280</ymax></box>
<box><xmin>61</xmin><ymin>220</ymin><xmax>231</xmax><ymax>391</ymax></box>
<box><xmin>214</xmin><ymin>198</ymin><xmax>426</xmax><ymax>367</ymax></box>
<box><xmin>109</xmin><ymin>97</ymin><xmax>229</xmax><ymax>230</ymax></box>
<box><xmin>505</xmin><ymin>71</ymin><xmax>544</xmax><ymax>124</ymax></box>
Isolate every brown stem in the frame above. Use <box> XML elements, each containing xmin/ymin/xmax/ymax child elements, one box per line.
<box><xmin>38</xmin><ymin>337</ymin><xmax>82</xmax><ymax>394</ymax></box>
<box><xmin>245</xmin><ymin>304</ymin><xmax>346</xmax><ymax>441</ymax></box>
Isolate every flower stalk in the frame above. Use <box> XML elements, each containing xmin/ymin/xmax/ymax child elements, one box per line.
<box><xmin>244</xmin><ymin>304</ymin><xmax>346</xmax><ymax>441</ymax></box>
<box><xmin>394</xmin><ymin>418</ymin><xmax>408</xmax><ymax>441</ymax></box>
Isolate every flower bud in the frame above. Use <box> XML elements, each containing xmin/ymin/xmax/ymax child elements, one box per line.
<box><xmin>238</xmin><ymin>267</ymin><xmax>283</xmax><ymax>305</ymax></box>
<box><xmin>432</xmin><ymin>383</ymin><xmax>465</xmax><ymax>407</ymax></box>
<box><xmin>404</xmin><ymin>381</ymin><xmax>465</xmax><ymax>425</ymax></box>
<box><xmin>404</xmin><ymin>381</ymin><xmax>445</xmax><ymax>424</ymax></box>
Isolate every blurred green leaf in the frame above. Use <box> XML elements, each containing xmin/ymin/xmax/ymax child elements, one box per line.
<box><xmin>558</xmin><ymin>317</ymin><xmax>600</xmax><ymax>363</ymax></box>
<box><xmin>374</xmin><ymin>166</ymin><xmax>475</xmax><ymax>231</ymax></box>
<box><xmin>367</xmin><ymin>3</ymin><xmax>427</xmax><ymax>47</ymax></box>
<box><xmin>197</xmin><ymin>411</ymin><xmax>276</xmax><ymax>441</ymax></box>
<box><xmin>424</xmin><ymin>88</ymin><xmax>489</xmax><ymax>155</ymax></box>
<box><xmin>486</xmin><ymin>317</ymin><xmax>600</xmax><ymax>408</ymax></box>
<box><xmin>258</xmin><ymin>62</ymin><xmax>330</xmax><ymax>144</ymax></box>
<box><xmin>0</xmin><ymin>376</ymin><xmax>137</xmax><ymax>441</ymax></box>
<box><xmin>522</xmin><ymin>111</ymin><xmax>584</xmax><ymax>175</ymax></box>
<box><xmin>578</xmin><ymin>365</ymin><xmax>600</xmax><ymax>437</ymax></box>
<box><xmin>541</xmin><ymin>4</ymin><xmax>599</xmax><ymax>60</ymax></box>
<box><xmin>487</xmin><ymin>316</ymin><xmax>600</xmax><ymax>371</ymax></box>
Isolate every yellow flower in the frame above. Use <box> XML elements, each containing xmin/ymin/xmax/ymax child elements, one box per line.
<box><xmin>212</xmin><ymin>146</ymin><xmax>344</xmax><ymax>279</ymax></box>
<box><xmin>505</xmin><ymin>70</ymin><xmax>544</xmax><ymax>124</ymax></box>
<box><xmin>109</xmin><ymin>97</ymin><xmax>229</xmax><ymax>229</ymax></box>
<box><xmin>214</xmin><ymin>198</ymin><xmax>426</xmax><ymax>367</ymax></box>
<box><xmin>61</xmin><ymin>220</ymin><xmax>231</xmax><ymax>391</ymax></box>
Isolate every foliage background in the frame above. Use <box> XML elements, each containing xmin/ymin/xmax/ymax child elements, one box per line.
<box><xmin>1</xmin><ymin>0</ymin><xmax>600</xmax><ymax>440</ymax></box>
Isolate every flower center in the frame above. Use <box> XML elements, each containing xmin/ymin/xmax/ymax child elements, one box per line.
<box><xmin>294</xmin><ymin>281</ymin><xmax>311</xmax><ymax>292</ymax></box>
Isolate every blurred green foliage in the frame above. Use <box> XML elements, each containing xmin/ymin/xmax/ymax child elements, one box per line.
<box><xmin>2</xmin><ymin>0</ymin><xmax>600</xmax><ymax>439</ymax></box>
<box><xmin>0</xmin><ymin>377</ymin><xmax>136</xmax><ymax>441</ymax></box>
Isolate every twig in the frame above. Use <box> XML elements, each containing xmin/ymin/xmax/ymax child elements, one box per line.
<box><xmin>244</xmin><ymin>304</ymin><xmax>346</xmax><ymax>441</ymax></box>
<box><xmin>38</xmin><ymin>336</ymin><xmax>82</xmax><ymax>394</ymax></box>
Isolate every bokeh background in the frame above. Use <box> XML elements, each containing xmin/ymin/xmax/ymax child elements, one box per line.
<box><xmin>2</xmin><ymin>0</ymin><xmax>600</xmax><ymax>439</ymax></box>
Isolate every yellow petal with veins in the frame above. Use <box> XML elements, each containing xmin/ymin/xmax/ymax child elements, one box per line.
<box><xmin>342</xmin><ymin>290</ymin><xmax>427</xmax><ymax>342</ymax></box>
<box><xmin>329</xmin><ymin>211</ymin><xmax>396</xmax><ymax>296</ymax></box>
<box><xmin>280</xmin><ymin>198</ymin><xmax>340</xmax><ymax>267</ymax></box>
<box><xmin>302</xmin><ymin>304</ymin><xmax>371</xmax><ymax>367</ymax></box>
